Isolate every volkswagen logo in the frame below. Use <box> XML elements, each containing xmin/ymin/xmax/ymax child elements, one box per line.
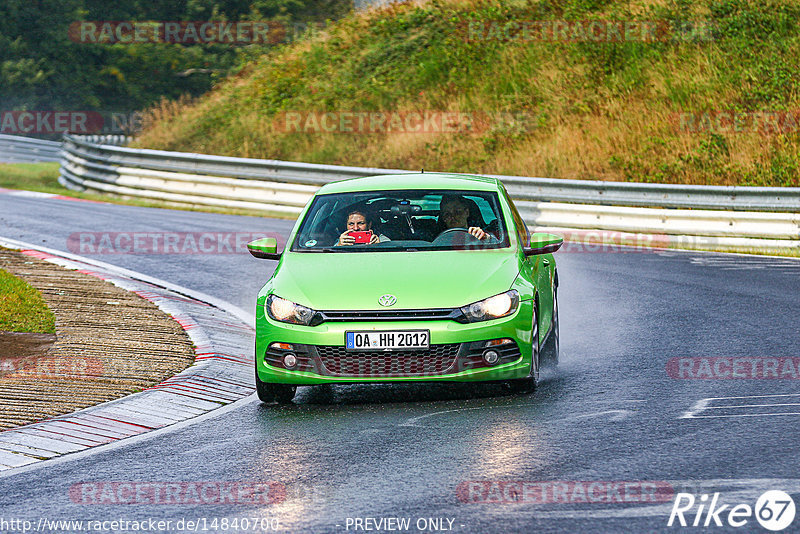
<box><xmin>378</xmin><ymin>294</ymin><xmax>397</xmax><ymax>307</ymax></box>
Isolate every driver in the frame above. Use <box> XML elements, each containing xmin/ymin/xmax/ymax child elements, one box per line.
<box><xmin>439</xmin><ymin>195</ymin><xmax>489</xmax><ymax>240</ymax></box>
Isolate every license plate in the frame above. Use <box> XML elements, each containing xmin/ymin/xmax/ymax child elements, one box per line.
<box><xmin>345</xmin><ymin>330</ymin><xmax>429</xmax><ymax>351</ymax></box>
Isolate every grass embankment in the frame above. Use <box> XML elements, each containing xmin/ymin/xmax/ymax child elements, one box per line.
<box><xmin>0</xmin><ymin>163</ymin><xmax>63</xmax><ymax>194</ymax></box>
<box><xmin>133</xmin><ymin>0</ymin><xmax>800</xmax><ymax>187</ymax></box>
<box><xmin>0</xmin><ymin>268</ymin><xmax>55</xmax><ymax>333</ymax></box>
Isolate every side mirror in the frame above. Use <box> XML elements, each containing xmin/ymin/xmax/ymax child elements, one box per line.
<box><xmin>523</xmin><ymin>233</ymin><xmax>563</xmax><ymax>256</ymax></box>
<box><xmin>247</xmin><ymin>238</ymin><xmax>281</xmax><ymax>260</ymax></box>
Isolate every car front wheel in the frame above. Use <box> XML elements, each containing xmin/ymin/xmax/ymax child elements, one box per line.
<box><xmin>506</xmin><ymin>302</ymin><xmax>539</xmax><ymax>394</ymax></box>
<box><xmin>255</xmin><ymin>370</ymin><xmax>296</xmax><ymax>404</ymax></box>
<box><xmin>541</xmin><ymin>284</ymin><xmax>559</xmax><ymax>368</ymax></box>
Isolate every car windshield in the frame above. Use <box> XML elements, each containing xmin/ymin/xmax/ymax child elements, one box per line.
<box><xmin>290</xmin><ymin>189</ymin><xmax>510</xmax><ymax>252</ymax></box>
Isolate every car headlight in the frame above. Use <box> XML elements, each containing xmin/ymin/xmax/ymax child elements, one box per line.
<box><xmin>461</xmin><ymin>290</ymin><xmax>520</xmax><ymax>322</ymax></box>
<box><xmin>266</xmin><ymin>294</ymin><xmax>317</xmax><ymax>326</ymax></box>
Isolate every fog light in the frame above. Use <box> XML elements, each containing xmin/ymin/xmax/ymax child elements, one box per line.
<box><xmin>283</xmin><ymin>353</ymin><xmax>298</xmax><ymax>369</ymax></box>
<box><xmin>483</xmin><ymin>350</ymin><xmax>499</xmax><ymax>365</ymax></box>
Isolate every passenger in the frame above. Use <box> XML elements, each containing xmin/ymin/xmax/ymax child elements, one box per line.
<box><xmin>438</xmin><ymin>195</ymin><xmax>489</xmax><ymax>240</ymax></box>
<box><xmin>337</xmin><ymin>210</ymin><xmax>384</xmax><ymax>245</ymax></box>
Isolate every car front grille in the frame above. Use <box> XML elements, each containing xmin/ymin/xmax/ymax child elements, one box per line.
<box><xmin>264</xmin><ymin>340</ymin><xmax>522</xmax><ymax>378</ymax></box>
<box><xmin>311</xmin><ymin>308</ymin><xmax>468</xmax><ymax>326</ymax></box>
<box><xmin>314</xmin><ymin>308</ymin><xmax>467</xmax><ymax>324</ymax></box>
<box><xmin>316</xmin><ymin>344</ymin><xmax>460</xmax><ymax>377</ymax></box>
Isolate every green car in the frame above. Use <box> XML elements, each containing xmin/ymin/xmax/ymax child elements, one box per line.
<box><xmin>248</xmin><ymin>173</ymin><xmax>562</xmax><ymax>403</ymax></box>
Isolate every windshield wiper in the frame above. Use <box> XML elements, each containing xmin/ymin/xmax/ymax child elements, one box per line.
<box><xmin>300</xmin><ymin>247</ymin><xmax>377</xmax><ymax>253</ymax></box>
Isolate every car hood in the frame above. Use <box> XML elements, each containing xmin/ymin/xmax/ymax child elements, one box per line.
<box><xmin>270</xmin><ymin>250</ymin><xmax>520</xmax><ymax>310</ymax></box>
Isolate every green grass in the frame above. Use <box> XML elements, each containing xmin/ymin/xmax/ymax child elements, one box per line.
<box><xmin>0</xmin><ymin>267</ymin><xmax>56</xmax><ymax>334</ymax></box>
<box><xmin>0</xmin><ymin>163</ymin><xmax>63</xmax><ymax>194</ymax></box>
<box><xmin>132</xmin><ymin>0</ymin><xmax>800</xmax><ymax>187</ymax></box>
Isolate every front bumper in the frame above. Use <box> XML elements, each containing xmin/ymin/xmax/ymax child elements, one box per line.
<box><xmin>255</xmin><ymin>299</ymin><xmax>534</xmax><ymax>385</ymax></box>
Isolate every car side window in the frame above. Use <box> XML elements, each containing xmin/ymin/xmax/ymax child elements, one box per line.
<box><xmin>464</xmin><ymin>195</ymin><xmax>495</xmax><ymax>223</ymax></box>
<box><xmin>501</xmin><ymin>184</ymin><xmax>529</xmax><ymax>247</ymax></box>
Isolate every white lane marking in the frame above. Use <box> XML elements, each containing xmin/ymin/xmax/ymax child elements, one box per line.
<box><xmin>0</xmin><ymin>236</ymin><xmax>254</xmax><ymax>326</ymax></box>
<box><xmin>687</xmin><ymin>412</ymin><xmax>800</xmax><ymax>419</ymax></box>
<box><xmin>680</xmin><ymin>398</ymin><xmax>711</xmax><ymax>419</ymax></box>
<box><xmin>6</xmin><ymin>191</ymin><xmax>57</xmax><ymax>198</ymax></box>
<box><xmin>657</xmin><ymin>248</ymin><xmax>800</xmax><ymax>262</ymax></box>
<box><xmin>681</xmin><ymin>394</ymin><xmax>800</xmax><ymax>419</ymax></box>
<box><xmin>701</xmin><ymin>393</ymin><xmax>800</xmax><ymax>400</ymax></box>
<box><xmin>400</xmin><ymin>405</ymin><xmax>634</xmax><ymax>428</ymax></box>
<box><xmin>571</xmin><ymin>410</ymin><xmax>630</xmax><ymax>421</ymax></box>
<box><xmin>705</xmin><ymin>403</ymin><xmax>800</xmax><ymax>409</ymax></box>
<box><xmin>400</xmin><ymin>406</ymin><xmax>490</xmax><ymax>427</ymax></box>
<box><xmin>688</xmin><ymin>255</ymin><xmax>800</xmax><ymax>268</ymax></box>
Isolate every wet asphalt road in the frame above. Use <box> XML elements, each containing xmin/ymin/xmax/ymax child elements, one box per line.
<box><xmin>1</xmin><ymin>193</ymin><xmax>800</xmax><ymax>533</ymax></box>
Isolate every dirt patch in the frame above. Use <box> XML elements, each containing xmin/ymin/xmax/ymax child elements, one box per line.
<box><xmin>0</xmin><ymin>331</ymin><xmax>57</xmax><ymax>379</ymax></box>
<box><xmin>0</xmin><ymin>249</ymin><xmax>196</xmax><ymax>430</ymax></box>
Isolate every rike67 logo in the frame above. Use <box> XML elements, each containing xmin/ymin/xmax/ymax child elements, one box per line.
<box><xmin>668</xmin><ymin>490</ymin><xmax>796</xmax><ymax>531</ymax></box>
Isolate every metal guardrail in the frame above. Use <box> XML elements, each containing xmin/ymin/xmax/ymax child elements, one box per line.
<box><xmin>70</xmin><ymin>135</ymin><xmax>132</xmax><ymax>147</ymax></box>
<box><xmin>499</xmin><ymin>175</ymin><xmax>800</xmax><ymax>213</ymax></box>
<box><xmin>0</xmin><ymin>134</ymin><xmax>61</xmax><ymax>163</ymax></box>
<box><xmin>58</xmin><ymin>134</ymin><xmax>800</xmax><ymax>251</ymax></box>
<box><xmin>60</xmin><ymin>135</ymin><xmax>800</xmax><ymax>212</ymax></box>
<box><xmin>62</xmin><ymin>135</ymin><xmax>405</xmax><ymax>185</ymax></box>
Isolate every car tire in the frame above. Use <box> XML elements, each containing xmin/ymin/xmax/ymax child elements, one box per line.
<box><xmin>255</xmin><ymin>370</ymin><xmax>296</xmax><ymax>404</ymax></box>
<box><xmin>506</xmin><ymin>301</ymin><xmax>539</xmax><ymax>394</ymax></box>
<box><xmin>541</xmin><ymin>284</ymin><xmax>559</xmax><ymax>368</ymax></box>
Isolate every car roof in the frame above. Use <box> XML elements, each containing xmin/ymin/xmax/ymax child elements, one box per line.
<box><xmin>316</xmin><ymin>173</ymin><xmax>502</xmax><ymax>195</ymax></box>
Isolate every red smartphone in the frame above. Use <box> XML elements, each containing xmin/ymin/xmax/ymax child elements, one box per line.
<box><xmin>349</xmin><ymin>230</ymin><xmax>373</xmax><ymax>244</ymax></box>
